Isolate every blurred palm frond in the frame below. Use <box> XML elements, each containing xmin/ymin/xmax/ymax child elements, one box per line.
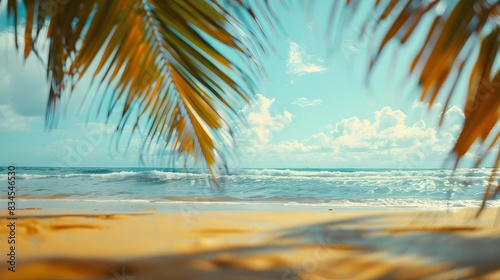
<box><xmin>2</xmin><ymin>0</ymin><xmax>274</xmax><ymax>179</ymax></box>
<box><xmin>338</xmin><ymin>0</ymin><xmax>500</xmax><ymax>213</ymax></box>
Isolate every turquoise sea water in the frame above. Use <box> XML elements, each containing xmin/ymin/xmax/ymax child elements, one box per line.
<box><xmin>1</xmin><ymin>167</ymin><xmax>499</xmax><ymax>211</ymax></box>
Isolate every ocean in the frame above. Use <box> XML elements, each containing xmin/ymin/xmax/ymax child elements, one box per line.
<box><xmin>1</xmin><ymin>166</ymin><xmax>499</xmax><ymax>212</ymax></box>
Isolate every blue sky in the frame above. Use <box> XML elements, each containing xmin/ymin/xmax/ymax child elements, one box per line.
<box><xmin>0</xmin><ymin>2</ymin><xmax>489</xmax><ymax>169</ymax></box>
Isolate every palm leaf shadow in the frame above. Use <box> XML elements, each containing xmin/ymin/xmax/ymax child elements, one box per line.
<box><xmin>5</xmin><ymin>212</ymin><xmax>500</xmax><ymax>279</ymax></box>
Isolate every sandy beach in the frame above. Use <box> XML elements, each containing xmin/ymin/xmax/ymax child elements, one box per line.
<box><xmin>1</xmin><ymin>207</ymin><xmax>500</xmax><ymax>279</ymax></box>
<box><xmin>2</xmin><ymin>0</ymin><xmax>500</xmax><ymax>279</ymax></box>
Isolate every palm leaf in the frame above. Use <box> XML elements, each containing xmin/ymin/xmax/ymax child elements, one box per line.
<box><xmin>2</xmin><ymin>0</ymin><xmax>274</xmax><ymax>180</ymax></box>
<box><xmin>339</xmin><ymin>0</ymin><xmax>500</xmax><ymax>213</ymax></box>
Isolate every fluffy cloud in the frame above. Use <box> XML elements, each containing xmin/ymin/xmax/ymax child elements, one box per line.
<box><xmin>240</xmin><ymin>94</ymin><xmax>292</xmax><ymax>144</ymax></box>
<box><xmin>287</xmin><ymin>42</ymin><xmax>326</xmax><ymax>76</ymax></box>
<box><xmin>0</xmin><ymin>27</ymin><xmax>49</xmax><ymax>131</ymax></box>
<box><xmin>329</xmin><ymin>106</ymin><xmax>462</xmax><ymax>159</ymax></box>
<box><xmin>303</xmin><ymin>132</ymin><xmax>330</xmax><ymax>146</ymax></box>
<box><xmin>292</xmin><ymin>97</ymin><xmax>323</xmax><ymax>107</ymax></box>
<box><xmin>0</xmin><ymin>104</ymin><xmax>40</xmax><ymax>131</ymax></box>
<box><xmin>0</xmin><ymin>25</ymin><xmax>108</xmax><ymax>131</ymax></box>
<box><xmin>439</xmin><ymin>106</ymin><xmax>464</xmax><ymax>133</ymax></box>
<box><xmin>241</xmin><ymin>105</ymin><xmax>465</xmax><ymax>166</ymax></box>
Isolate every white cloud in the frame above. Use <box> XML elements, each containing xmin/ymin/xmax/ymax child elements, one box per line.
<box><xmin>287</xmin><ymin>42</ymin><xmax>326</xmax><ymax>76</ymax></box>
<box><xmin>0</xmin><ymin>27</ymin><xmax>49</xmax><ymax>119</ymax></box>
<box><xmin>240</xmin><ymin>94</ymin><xmax>292</xmax><ymax>144</ymax></box>
<box><xmin>329</xmin><ymin>106</ymin><xmax>460</xmax><ymax>160</ymax></box>
<box><xmin>303</xmin><ymin>132</ymin><xmax>330</xmax><ymax>146</ymax></box>
<box><xmin>292</xmin><ymin>97</ymin><xmax>323</xmax><ymax>107</ymax></box>
<box><xmin>0</xmin><ymin>104</ymin><xmax>40</xmax><ymax>131</ymax></box>
<box><xmin>439</xmin><ymin>106</ymin><xmax>464</xmax><ymax>133</ymax></box>
<box><xmin>0</xmin><ymin>25</ymin><xmax>114</xmax><ymax>128</ymax></box>
<box><xmin>238</xmin><ymin>105</ymin><xmax>466</xmax><ymax>166</ymax></box>
<box><xmin>374</xmin><ymin>107</ymin><xmax>406</xmax><ymax>128</ymax></box>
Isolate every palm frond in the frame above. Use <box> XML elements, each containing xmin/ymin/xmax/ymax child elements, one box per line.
<box><xmin>340</xmin><ymin>0</ymin><xmax>500</xmax><ymax>213</ymax></box>
<box><xmin>2</xmin><ymin>0</ymin><xmax>274</xmax><ymax>180</ymax></box>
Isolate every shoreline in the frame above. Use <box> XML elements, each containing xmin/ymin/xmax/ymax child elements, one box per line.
<box><xmin>1</xmin><ymin>207</ymin><xmax>500</xmax><ymax>279</ymax></box>
<box><xmin>1</xmin><ymin>198</ymin><xmax>495</xmax><ymax>214</ymax></box>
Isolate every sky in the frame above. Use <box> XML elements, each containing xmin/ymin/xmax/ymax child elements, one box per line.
<box><xmin>0</xmin><ymin>2</ymin><xmax>492</xmax><ymax>169</ymax></box>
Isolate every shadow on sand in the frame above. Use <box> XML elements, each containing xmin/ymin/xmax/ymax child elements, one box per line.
<box><xmin>3</xmin><ymin>211</ymin><xmax>500</xmax><ymax>279</ymax></box>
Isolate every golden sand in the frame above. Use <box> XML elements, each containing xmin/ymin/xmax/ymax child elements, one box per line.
<box><xmin>1</xmin><ymin>208</ymin><xmax>500</xmax><ymax>279</ymax></box>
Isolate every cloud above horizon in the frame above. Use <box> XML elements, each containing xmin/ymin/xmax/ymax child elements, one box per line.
<box><xmin>287</xmin><ymin>42</ymin><xmax>326</xmax><ymax>76</ymax></box>
<box><xmin>292</xmin><ymin>97</ymin><xmax>323</xmax><ymax>107</ymax></box>
<box><xmin>240</xmin><ymin>94</ymin><xmax>292</xmax><ymax>145</ymax></box>
<box><xmin>0</xmin><ymin>27</ymin><xmax>49</xmax><ymax>131</ymax></box>
<box><xmin>239</xmin><ymin>105</ymin><xmax>465</xmax><ymax>167</ymax></box>
<box><xmin>0</xmin><ymin>104</ymin><xmax>40</xmax><ymax>131</ymax></box>
<box><xmin>328</xmin><ymin>106</ymin><xmax>456</xmax><ymax>158</ymax></box>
